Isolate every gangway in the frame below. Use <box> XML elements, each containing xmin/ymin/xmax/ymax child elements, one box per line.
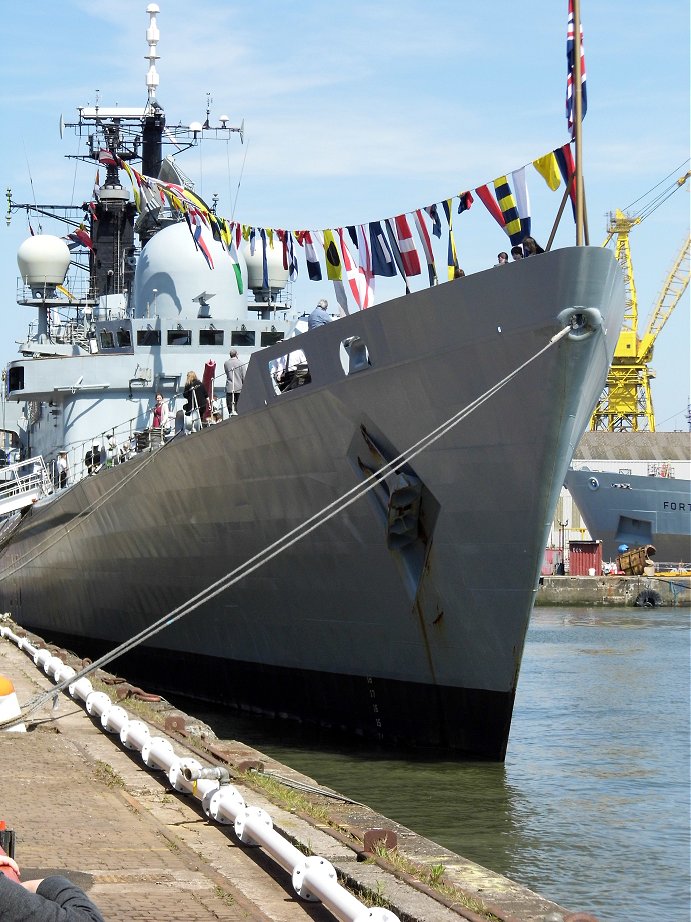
<box><xmin>0</xmin><ymin>457</ymin><xmax>53</xmax><ymax>517</ymax></box>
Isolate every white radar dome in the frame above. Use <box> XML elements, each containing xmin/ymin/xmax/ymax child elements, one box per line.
<box><xmin>17</xmin><ymin>235</ymin><xmax>70</xmax><ymax>292</ymax></box>
<box><xmin>243</xmin><ymin>237</ymin><xmax>289</xmax><ymax>296</ymax></box>
<box><xmin>133</xmin><ymin>221</ymin><xmax>249</xmax><ymax>320</ymax></box>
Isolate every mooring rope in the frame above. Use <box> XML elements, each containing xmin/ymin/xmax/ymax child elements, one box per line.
<box><xmin>12</xmin><ymin>325</ymin><xmax>572</xmax><ymax>721</ymax></box>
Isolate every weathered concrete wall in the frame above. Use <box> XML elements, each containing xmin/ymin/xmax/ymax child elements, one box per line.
<box><xmin>535</xmin><ymin>574</ymin><xmax>690</xmax><ymax>607</ymax></box>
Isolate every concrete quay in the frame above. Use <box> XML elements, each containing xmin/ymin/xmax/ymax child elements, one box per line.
<box><xmin>535</xmin><ymin>573</ymin><xmax>690</xmax><ymax>607</ymax></box>
<box><xmin>0</xmin><ymin>621</ymin><xmax>596</xmax><ymax>922</ymax></box>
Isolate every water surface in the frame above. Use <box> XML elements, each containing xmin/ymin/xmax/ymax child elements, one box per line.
<box><xmin>182</xmin><ymin>606</ymin><xmax>690</xmax><ymax>922</ymax></box>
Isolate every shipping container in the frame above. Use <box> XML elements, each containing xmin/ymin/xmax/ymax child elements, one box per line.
<box><xmin>568</xmin><ymin>540</ymin><xmax>603</xmax><ymax>576</ymax></box>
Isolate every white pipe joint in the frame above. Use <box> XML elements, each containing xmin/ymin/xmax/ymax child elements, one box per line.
<box><xmin>183</xmin><ymin>764</ymin><xmax>230</xmax><ymax>785</ymax></box>
<box><xmin>55</xmin><ymin>664</ymin><xmax>77</xmax><ymax>685</ymax></box>
<box><xmin>236</xmin><ymin>807</ymin><xmax>306</xmax><ymax>875</ymax></box>
<box><xmin>292</xmin><ymin>856</ymin><xmax>338</xmax><ymax>903</ymax></box>
<box><xmin>168</xmin><ymin>757</ymin><xmax>208</xmax><ymax>793</ymax></box>
<box><xmin>69</xmin><ymin>677</ymin><xmax>93</xmax><ymax>702</ymax></box>
<box><xmin>85</xmin><ymin>690</ymin><xmax>112</xmax><ymax>720</ymax></box>
<box><xmin>44</xmin><ymin>655</ymin><xmax>63</xmax><ymax>678</ymax></box>
<box><xmin>234</xmin><ymin>805</ymin><xmax>272</xmax><ymax>847</ymax></box>
<box><xmin>204</xmin><ymin>784</ymin><xmax>245</xmax><ymax>825</ymax></box>
<box><xmin>141</xmin><ymin>736</ymin><xmax>176</xmax><ymax>771</ymax></box>
<box><xmin>120</xmin><ymin>719</ymin><xmax>150</xmax><ymax>751</ymax></box>
<box><xmin>34</xmin><ymin>648</ymin><xmax>52</xmax><ymax>670</ymax></box>
<box><xmin>102</xmin><ymin>704</ymin><xmax>129</xmax><ymax>735</ymax></box>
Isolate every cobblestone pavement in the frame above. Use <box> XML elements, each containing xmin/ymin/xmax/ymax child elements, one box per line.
<box><xmin>0</xmin><ymin>641</ymin><xmax>337</xmax><ymax>921</ymax></box>
<box><xmin>0</xmin><ymin>628</ymin><xmax>574</xmax><ymax>922</ymax></box>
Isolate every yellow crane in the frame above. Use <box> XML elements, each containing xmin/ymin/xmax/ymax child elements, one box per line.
<box><xmin>589</xmin><ymin>172</ymin><xmax>690</xmax><ymax>431</ymax></box>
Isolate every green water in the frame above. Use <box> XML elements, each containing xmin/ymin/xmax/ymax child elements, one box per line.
<box><xmin>186</xmin><ymin>607</ymin><xmax>690</xmax><ymax>922</ymax></box>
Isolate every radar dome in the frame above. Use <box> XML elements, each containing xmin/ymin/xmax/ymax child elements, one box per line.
<box><xmin>17</xmin><ymin>235</ymin><xmax>70</xmax><ymax>293</ymax></box>
<box><xmin>243</xmin><ymin>237</ymin><xmax>289</xmax><ymax>298</ymax></box>
<box><xmin>133</xmin><ymin>221</ymin><xmax>248</xmax><ymax>320</ymax></box>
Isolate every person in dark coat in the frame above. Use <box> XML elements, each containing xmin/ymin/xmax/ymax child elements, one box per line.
<box><xmin>182</xmin><ymin>371</ymin><xmax>208</xmax><ymax>432</ymax></box>
<box><xmin>522</xmin><ymin>236</ymin><xmax>545</xmax><ymax>256</ymax></box>
<box><xmin>0</xmin><ymin>852</ymin><xmax>105</xmax><ymax>921</ymax></box>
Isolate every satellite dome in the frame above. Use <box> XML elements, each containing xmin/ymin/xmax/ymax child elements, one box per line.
<box><xmin>243</xmin><ymin>236</ymin><xmax>289</xmax><ymax>298</ymax></box>
<box><xmin>133</xmin><ymin>221</ymin><xmax>248</xmax><ymax>320</ymax></box>
<box><xmin>17</xmin><ymin>235</ymin><xmax>70</xmax><ymax>294</ymax></box>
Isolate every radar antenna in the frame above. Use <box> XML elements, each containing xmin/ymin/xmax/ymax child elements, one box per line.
<box><xmin>145</xmin><ymin>3</ymin><xmax>161</xmax><ymax>105</ymax></box>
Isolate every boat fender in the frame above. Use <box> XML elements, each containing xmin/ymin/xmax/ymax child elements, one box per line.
<box><xmin>634</xmin><ymin>589</ymin><xmax>663</xmax><ymax>608</ymax></box>
<box><xmin>557</xmin><ymin>306</ymin><xmax>603</xmax><ymax>341</ymax></box>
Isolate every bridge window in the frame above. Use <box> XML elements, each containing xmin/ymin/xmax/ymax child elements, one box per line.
<box><xmin>117</xmin><ymin>328</ymin><xmax>132</xmax><ymax>348</ymax></box>
<box><xmin>8</xmin><ymin>367</ymin><xmax>24</xmax><ymax>391</ymax></box>
<box><xmin>261</xmin><ymin>331</ymin><xmax>285</xmax><ymax>347</ymax></box>
<box><xmin>167</xmin><ymin>329</ymin><xmax>192</xmax><ymax>346</ymax></box>
<box><xmin>200</xmin><ymin>329</ymin><xmax>224</xmax><ymax>346</ymax></box>
<box><xmin>99</xmin><ymin>330</ymin><xmax>115</xmax><ymax>349</ymax></box>
<box><xmin>137</xmin><ymin>329</ymin><xmax>161</xmax><ymax>346</ymax></box>
<box><xmin>232</xmin><ymin>329</ymin><xmax>256</xmax><ymax>347</ymax></box>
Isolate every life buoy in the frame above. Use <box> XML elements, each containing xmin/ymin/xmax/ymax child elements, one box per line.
<box><xmin>634</xmin><ymin>589</ymin><xmax>663</xmax><ymax>608</ymax></box>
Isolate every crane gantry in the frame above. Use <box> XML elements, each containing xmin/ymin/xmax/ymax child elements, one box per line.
<box><xmin>589</xmin><ymin>171</ymin><xmax>690</xmax><ymax>432</ymax></box>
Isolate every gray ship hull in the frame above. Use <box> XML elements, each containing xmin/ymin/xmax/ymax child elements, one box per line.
<box><xmin>1</xmin><ymin>248</ymin><xmax>625</xmax><ymax>757</ymax></box>
<box><xmin>565</xmin><ymin>467</ymin><xmax>691</xmax><ymax>564</ymax></box>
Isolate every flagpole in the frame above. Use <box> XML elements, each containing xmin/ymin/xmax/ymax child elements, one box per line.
<box><xmin>573</xmin><ymin>0</ymin><xmax>585</xmax><ymax>246</ymax></box>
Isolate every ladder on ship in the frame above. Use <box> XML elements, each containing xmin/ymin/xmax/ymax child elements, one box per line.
<box><xmin>0</xmin><ymin>457</ymin><xmax>53</xmax><ymax>518</ymax></box>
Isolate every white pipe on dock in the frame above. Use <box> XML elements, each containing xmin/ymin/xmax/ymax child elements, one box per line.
<box><xmin>0</xmin><ymin>628</ymin><xmax>402</xmax><ymax>922</ymax></box>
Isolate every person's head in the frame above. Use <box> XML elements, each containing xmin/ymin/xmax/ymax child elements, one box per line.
<box><xmin>229</xmin><ymin>348</ymin><xmax>238</xmax><ymax>358</ymax></box>
<box><xmin>522</xmin><ymin>236</ymin><xmax>541</xmax><ymax>256</ymax></box>
<box><xmin>186</xmin><ymin>371</ymin><xmax>198</xmax><ymax>385</ymax></box>
<box><xmin>511</xmin><ymin>245</ymin><xmax>523</xmax><ymax>260</ymax></box>
<box><xmin>155</xmin><ymin>393</ymin><xmax>163</xmax><ymax>403</ymax></box>
<box><xmin>497</xmin><ymin>252</ymin><xmax>509</xmax><ymax>264</ymax></box>
<box><xmin>317</xmin><ymin>298</ymin><xmax>328</xmax><ymax>310</ymax></box>
<box><xmin>453</xmin><ymin>266</ymin><xmax>465</xmax><ymax>279</ymax></box>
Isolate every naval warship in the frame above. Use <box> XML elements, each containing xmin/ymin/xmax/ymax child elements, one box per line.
<box><xmin>0</xmin><ymin>5</ymin><xmax>626</xmax><ymax>758</ymax></box>
<box><xmin>566</xmin><ymin>432</ymin><xmax>691</xmax><ymax>565</ymax></box>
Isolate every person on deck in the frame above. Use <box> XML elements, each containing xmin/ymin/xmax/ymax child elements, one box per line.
<box><xmin>182</xmin><ymin>371</ymin><xmax>208</xmax><ymax>433</ymax></box>
<box><xmin>150</xmin><ymin>393</ymin><xmax>170</xmax><ymax>431</ymax></box>
<box><xmin>510</xmin><ymin>245</ymin><xmax>524</xmax><ymax>261</ymax></box>
<box><xmin>496</xmin><ymin>252</ymin><xmax>509</xmax><ymax>265</ymax></box>
<box><xmin>522</xmin><ymin>236</ymin><xmax>545</xmax><ymax>256</ymax></box>
<box><xmin>57</xmin><ymin>451</ymin><xmax>68</xmax><ymax>489</ymax></box>
<box><xmin>307</xmin><ymin>299</ymin><xmax>331</xmax><ymax>330</ymax></box>
<box><xmin>224</xmin><ymin>349</ymin><xmax>245</xmax><ymax>414</ymax></box>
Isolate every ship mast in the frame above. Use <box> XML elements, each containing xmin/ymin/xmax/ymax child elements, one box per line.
<box><xmin>142</xmin><ymin>3</ymin><xmax>164</xmax><ymax>178</ymax></box>
<box><xmin>573</xmin><ymin>0</ymin><xmax>585</xmax><ymax>246</ymax></box>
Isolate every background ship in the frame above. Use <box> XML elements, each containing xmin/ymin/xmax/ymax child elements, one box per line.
<box><xmin>0</xmin><ymin>6</ymin><xmax>626</xmax><ymax>758</ymax></box>
<box><xmin>566</xmin><ymin>432</ymin><xmax>691</xmax><ymax>565</ymax></box>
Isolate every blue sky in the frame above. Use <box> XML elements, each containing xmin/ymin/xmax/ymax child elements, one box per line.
<box><xmin>1</xmin><ymin>1</ymin><xmax>689</xmax><ymax>430</ymax></box>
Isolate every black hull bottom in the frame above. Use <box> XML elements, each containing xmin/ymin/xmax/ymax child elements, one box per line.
<box><xmin>27</xmin><ymin>627</ymin><xmax>514</xmax><ymax>760</ymax></box>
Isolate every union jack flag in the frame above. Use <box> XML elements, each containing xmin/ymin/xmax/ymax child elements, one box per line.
<box><xmin>566</xmin><ymin>0</ymin><xmax>587</xmax><ymax>137</ymax></box>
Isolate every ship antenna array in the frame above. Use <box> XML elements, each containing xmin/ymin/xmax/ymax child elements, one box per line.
<box><xmin>9</xmin><ymin>323</ymin><xmax>577</xmax><ymax>719</ymax></box>
<box><xmin>145</xmin><ymin>2</ymin><xmax>161</xmax><ymax>106</ymax></box>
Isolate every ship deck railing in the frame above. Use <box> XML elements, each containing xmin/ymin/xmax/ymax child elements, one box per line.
<box><xmin>0</xmin><ymin>456</ymin><xmax>53</xmax><ymax>517</ymax></box>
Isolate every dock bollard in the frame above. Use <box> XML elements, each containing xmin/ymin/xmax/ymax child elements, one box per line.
<box><xmin>0</xmin><ymin>675</ymin><xmax>26</xmax><ymax>732</ymax></box>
